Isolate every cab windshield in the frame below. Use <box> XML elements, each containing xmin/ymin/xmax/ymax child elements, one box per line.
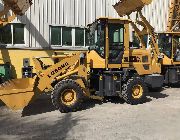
<box><xmin>158</xmin><ymin>34</ymin><xmax>172</xmax><ymax>58</ymax></box>
<box><xmin>87</xmin><ymin>20</ymin><xmax>106</xmax><ymax>58</ymax></box>
<box><xmin>173</xmin><ymin>35</ymin><xmax>180</xmax><ymax>50</ymax></box>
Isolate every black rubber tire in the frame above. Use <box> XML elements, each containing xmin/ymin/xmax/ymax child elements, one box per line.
<box><xmin>121</xmin><ymin>77</ymin><xmax>148</xmax><ymax>105</ymax></box>
<box><xmin>51</xmin><ymin>79</ymin><xmax>84</xmax><ymax>113</ymax></box>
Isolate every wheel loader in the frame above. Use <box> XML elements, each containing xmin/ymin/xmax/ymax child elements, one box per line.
<box><xmin>157</xmin><ymin>0</ymin><xmax>180</xmax><ymax>85</ymax></box>
<box><xmin>116</xmin><ymin>0</ymin><xmax>180</xmax><ymax>86</ymax></box>
<box><xmin>158</xmin><ymin>32</ymin><xmax>180</xmax><ymax>85</ymax></box>
<box><xmin>0</xmin><ymin>0</ymin><xmax>164</xmax><ymax>113</ymax></box>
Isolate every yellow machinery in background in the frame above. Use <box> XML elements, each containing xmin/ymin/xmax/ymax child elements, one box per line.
<box><xmin>115</xmin><ymin>0</ymin><xmax>180</xmax><ymax>86</ymax></box>
<box><xmin>157</xmin><ymin>0</ymin><xmax>180</xmax><ymax>85</ymax></box>
<box><xmin>0</xmin><ymin>0</ymin><xmax>165</xmax><ymax>113</ymax></box>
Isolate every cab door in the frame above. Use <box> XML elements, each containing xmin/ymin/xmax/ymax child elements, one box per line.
<box><xmin>108</xmin><ymin>23</ymin><xmax>124</xmax><ymax>65</ymax></box>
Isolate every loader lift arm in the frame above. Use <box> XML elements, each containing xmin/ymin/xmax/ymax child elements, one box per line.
<box><xmin>113</xmin><ymin>0</ymin><xmax>162</xmax><ymax>64</ymax></box>
<box><xmin>33</xmin><ymin>52</ymin><xmax>87</xmax><ymax>92</ymax></box>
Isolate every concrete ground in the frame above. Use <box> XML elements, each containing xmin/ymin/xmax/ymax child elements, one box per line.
<box><xmin>0</xmin><ymin>87</ymin><xmax>180</xmax><ymax>140</ymax></box>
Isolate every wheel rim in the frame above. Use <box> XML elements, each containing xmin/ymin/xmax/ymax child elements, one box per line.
<box><xmin>132</xmin><ymin>84</ymin><xmax>143</xmax><ymax>99</ymax></box>
<box><xmin>61</xmin><ymin>89</ymin><xmax>77</xmax><ymax>106</ymax></box>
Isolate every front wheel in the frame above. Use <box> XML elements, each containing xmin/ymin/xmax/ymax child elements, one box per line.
<box><xmin>121</xmin><ymin>77</ymin><xmax>148</xmax><ymax>105</ymax></box>
<box><xmin>51</xmin><ymin>79</ymin><xmax>84</xmax><ymax>113</ymax></box>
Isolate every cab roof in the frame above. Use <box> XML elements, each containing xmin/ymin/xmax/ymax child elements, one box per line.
<box><xmin>158</xmin><ymin>32</ymin><xmax>180</xmax><ymax>36</ymax></box>
<box><xmin>87</xmin><ymin>17</ymin><xmax>131</xmax><ymax>26</ymax></box>
<box><xmin>97</xmin><ymin>17</ymin><xmax>131</xmax><ymax>22</ymax></box>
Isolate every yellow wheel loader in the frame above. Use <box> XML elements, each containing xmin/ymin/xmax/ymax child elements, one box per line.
<box><xmin>158</xmin><ymin>32</ymin><xmax>180</xmax><ymax>85</ymax></box>
<box><xmin>115</xmin><ymin>0</ymin><xmax>180</xmax><ymax>87</ymax></box>
<box><xmin>0</xmin><ymin>0</ymin><xmax>164</xmax><ymax>113</ymax></box>
<box><xmin>157</xmin><ymin>0</ymin><xmax>180</xmax><ymax>85</ymax></box>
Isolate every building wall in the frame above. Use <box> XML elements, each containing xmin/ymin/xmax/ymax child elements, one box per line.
<box><xmin>1</xmin><ymin>0</ymin><xmax>170</xmax><ymax>48</ymax></box>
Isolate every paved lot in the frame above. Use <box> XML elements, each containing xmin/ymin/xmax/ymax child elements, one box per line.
<box><xmin>0</xmin><ymin>87</ymin><xmax>180</xmax><ymax>140</ymax></box>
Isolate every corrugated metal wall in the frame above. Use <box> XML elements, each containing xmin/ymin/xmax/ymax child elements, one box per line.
<box><xmin>141</xmin><ymin>0</ymin><xmax>170</xmax><ymax>31</ymax></box>
<box><xmin>1</xmin><ymin>0</ymin><xmax>170</xmax><ymax>48</ymax></box>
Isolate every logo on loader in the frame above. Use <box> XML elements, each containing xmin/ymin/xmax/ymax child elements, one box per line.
<box><xmin>47</xmin><ymin>62</ymin><xmax>69</xmax><ymax>78</ymax></box>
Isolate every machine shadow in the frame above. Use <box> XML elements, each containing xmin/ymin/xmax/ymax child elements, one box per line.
<box><xmin>0</xmin><ymin>100</ymin><xmax>5</xmax><ymax>107</ymax></box>
<box><xmin>167</xmin><ymin>83</ymin><xmax>180</xmax><ymax>88</ymax></box>
<box><xmin>22</xmin><ymin>94</ymin><xmax>56</xmax><ymax>117</ymax></box>
<box><xmin>148</xmin><ymin>90</ymin><xmax>169</xmax><ymax>99</ymax></box>
<box><xmin>103</xmin><ymin>97</ymin><xmax>126</xmax><ymax>104</ymax></box>
<box><xmin>22</xmin><ymin>97</ymin><xmax>103</xmax><ymax>116</ymax></box>
<box><xmin>22</xmin><ymin>93</ymin><xmax>104</xmax><ymax>116</ymax></box>
<box><xmin>81</xmin><ymin>99</ymin><xmax>103</xmax><ymax>111</ymax></box>
<box><xmin>22</xmin><ymin>94</ymin><xmax>159</xmax><ymax>117</ymax></box>
<box><xmin>104</xmin><ymin>96</ymin><xmax>153</xmax><ymax>105</ymax></box>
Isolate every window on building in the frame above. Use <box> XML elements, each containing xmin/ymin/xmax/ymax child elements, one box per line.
<box><xmin>0</xmin><ymin>24</ymin><xmax>12</xmax><ymax>44</ymax></box>
<box><xmin>50</xmin><ymin>26</ymin><xmax>87</xmax><ymax>47</ymax></box>
<box><xmin>85</xmin><ymin>29</ymin><xmax>90</xmax><ymax>46</ymax></box>
<box><xmin>62</xmin><ymin>27</ymin><xmax>72</xmax><ymax>46</ymax></box>
<box><xmin>75</xmin><ymin>28</ymin><xmax>84</xmax><ymax>46</ymax></box>
<box><xmin>0</xmin><ymin>23</ymin><xmax>25</xmax><ymax>45</ymax></box>
<box><xmin>13</xmin><ymin>24</ymin><xmax>25</xmax><ymax>44</ymax></box>
<box><xmin>51</xmin><ymin>26</ymin><xmax>61</xmax><ymax>45</ymax></box>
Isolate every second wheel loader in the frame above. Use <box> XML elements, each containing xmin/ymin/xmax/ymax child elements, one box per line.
<box><xmin>115</xmin><ymin>0</ymin><xmax>180</xmax><ymax>87</ymax></box>
<box><xmin>157</xmin><ymin>0</ymin><xmax>180</xmax><ymax>85</ymax></box>
<box><xmin>0</xmin><ymin>0</ymin><xmax>164</xmax><ymax>113</ymax></box>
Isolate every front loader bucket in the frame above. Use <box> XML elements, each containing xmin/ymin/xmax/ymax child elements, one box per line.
<box><xmin>0</xmin><ymin>78</ymin><xmax>36</xmax><ymax>110</ymax></box>
<box><xmin>113</xmin><ymin>0</ymin><xmax>152</xmax><ymax>16</ymax></box>
<box><xmin>3</xmin><ymin>0</ymin><xmax>33</xmax><ymax>15</ymax></box>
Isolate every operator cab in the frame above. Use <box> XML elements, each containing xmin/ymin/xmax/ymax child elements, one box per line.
<box><xmin>158</xmin><ymin>33</ymin><xmax>180</xmax><ymax>61</ymax></box>
<box><xmin>87</xmin><ymin>17</ymin><xmax>130</xmax><ymax>67</ymax></box>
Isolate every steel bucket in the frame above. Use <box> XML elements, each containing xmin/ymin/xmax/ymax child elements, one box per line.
<box><xmin>113</xmin><ymin>0</ymin><xmax>152</xmax><ymax>16</ymax></box>
<box><xmin>0</xmin><ymin>78</ymin><xmax>36</xmax><ymax>110</ymax></box>
<box><xmin>3</xmin><ymin>0</ymin><xmax>33</xmax><ymax>15</ymax></box>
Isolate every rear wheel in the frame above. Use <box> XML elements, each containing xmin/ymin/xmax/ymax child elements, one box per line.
<box><xmin>51</xmin><ymin>79</ymin><xmax>84</xmax><ymax>113</ymax></box>
<box><xmin>121</xmin><ymin>77</ymin><xmax>147</xmax><ymax>105</ymax></box>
